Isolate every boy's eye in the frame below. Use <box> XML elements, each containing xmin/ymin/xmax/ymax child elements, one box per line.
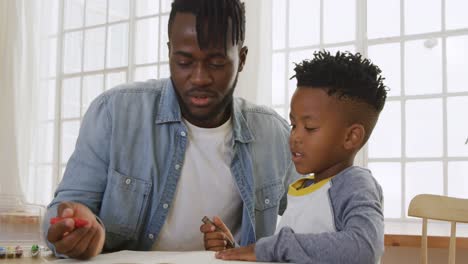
<box><xmin>305</xmin><ymin>127</ymin><xmax>318</xmax><ymax>132</ymax></box>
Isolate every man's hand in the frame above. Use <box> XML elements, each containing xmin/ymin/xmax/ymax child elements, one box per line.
<box><xmin>215</xmin><ymin>244</ymin><xmax>256</xmax><ymax>261</ymax></box>
<box><xmin>47</xmin><ymin>202</ymin><xmax>105</xmax><ymax>259</ymax></box>
<box><xmin>200</xmin><ymin>216</ymin><xmax>235</xmax><ymax>251</ymax></box>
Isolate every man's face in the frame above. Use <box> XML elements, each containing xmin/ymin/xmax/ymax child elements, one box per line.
<box><xmin>168</xmin><ymin>13</ymin><xmax>247</xmax><ymax>128</ymax></box>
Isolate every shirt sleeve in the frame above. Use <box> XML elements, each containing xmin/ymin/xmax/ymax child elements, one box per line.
<box><xmin>255</xmin><ymin>172</ymin><xmax>384</xmax><ymax>264</ymax></box>
<box><xmin>43</xmin><ymin>94</ymin><xmax>112</xmax><ymax>254</ymax></box>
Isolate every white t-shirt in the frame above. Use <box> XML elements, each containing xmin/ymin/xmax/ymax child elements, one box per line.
<box><xmin>276</xmin><ymin>175</ymin><xmax>336</xmax><ymax>234</ymax></box>
<box><xmin>152</xmin><ymin>118</ymin><xmax>242</xmax><ymax>251</ymax></box>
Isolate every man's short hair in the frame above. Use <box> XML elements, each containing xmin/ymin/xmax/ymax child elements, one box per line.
<box><xmin>168</xmin><ymin>0</ymin><xmax>246</xmax><ymax>51</ymax></box>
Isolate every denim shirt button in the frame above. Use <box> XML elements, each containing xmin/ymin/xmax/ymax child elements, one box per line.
<box><xmin>264</xmin><ymin>198</ymin><xmax>270</xmax><ymax>204</ymax></box>
<box><xmin>163</xmin><ymin>203</ymin><xmax>169</xmax><ymax>209</ymax></box>
<box><xmin>180</xmin><ymin>131</ymin><xmax>186</xmax><ymax>137</ymax></box>
<box><xmin>148</xmin><ymin>234</ymin><xmax>154</xmax><ymax>240</ymax></box>
<box><xmin>125</xmin><ymin>179</ymin><xmax>131</xmax><ymax>184</ymax></box>
<box><xmin>175</xmin><ymin>164</ymin><xmax>180</xmax><ymax>170</ymax></box>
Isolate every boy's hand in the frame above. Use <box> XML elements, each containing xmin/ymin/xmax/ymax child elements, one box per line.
<box><xmin>215</xmin><ymin>244</ymin><xmax>256</xmax><ymax>261</ymax></box>
<box><xmin>200</xmin><ymin>216</ymin><xmax>235</xmax><ymax>251</ymax></box>
<box><xmin>47</xmin><ymin>202</ymin><xmax>105</xmax><ymax>259</ymax></box>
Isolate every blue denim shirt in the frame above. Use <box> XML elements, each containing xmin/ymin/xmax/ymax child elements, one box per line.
<box><xmin>44</xmin><ymin>78</ymin><xmax>298</xmax><ymax>253</ymax></box>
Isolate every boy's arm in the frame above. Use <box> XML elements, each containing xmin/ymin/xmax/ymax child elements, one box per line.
<box><xmin>256</xmin><ymin>174</ymin><xmax>384</xmax><ymax>264</ymax></box>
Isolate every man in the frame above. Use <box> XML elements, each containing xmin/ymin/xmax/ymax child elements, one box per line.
<box><xmin>44</xmin><ymin>0</ymin><xmax>297</xmax><ymax>259</ymax></box>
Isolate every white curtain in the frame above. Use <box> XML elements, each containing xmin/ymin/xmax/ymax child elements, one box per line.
<box><xmin>235</xmin><ymin>0</ymin><xmax>273</xmax><ymax>105</ymax></box>
<box><xmin>0</xmin><ymin>0</ymin><xmax>54</xmax><ymax>205</ymax></box>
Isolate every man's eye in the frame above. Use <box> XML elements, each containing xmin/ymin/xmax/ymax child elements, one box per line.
<box><xmin>177</xmin><ymin>61</ymin><xmax>191</xmax><ymax>66</ymax></box>
<box><xmin>210</xmin><ymin>61</ymin><xmax>226</xmax><ymax>68</ymax></box>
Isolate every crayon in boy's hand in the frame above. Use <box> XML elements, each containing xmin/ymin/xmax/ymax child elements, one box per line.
<box><xmin>50</xmin><ymin>217</ymin><xmax>89</xmax><ymax>228</ymax></box>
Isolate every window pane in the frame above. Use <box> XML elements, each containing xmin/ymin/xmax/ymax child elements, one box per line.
<box><xmin>46</xmin><ymin>80</ymin><xmax>56</xmax><ymax>121</ymax></box>
<box><xmin>107</xmin><ymin>23</ymin><xmax>129</xmax><ymax>68</ymax></box>
<box><xmin>161</xmin><ymin>0</ymin><xmax>172</xmax><ymax>13</ymax></box>
<box><xmin>135</xmin><ymin>65</ymin><xmax>158</xmax><ymax>81</ymax></box>
<box><xmin>44</xmin><ymin>0</ymin><xmax>59</xmax><ymax>35</ymax></box>
<box><xmin>368</xmin><ymin>162</ymin><xmax>401</xmax><ymax>218</ymax></box>
<box><xmin>159</xmin><ymin>64</ymin><xmax>170</xmax><ymax>79</ymax></box>
<box><xmin>160</xmin><ymin>15</ymin><xmax>169</xmax><ymax>62</ymax></box>
<box><xmin>323</xmin><ymin>0</ymin><xmax>355</xmax><ymax>43</ymax></box>
<box><xmin>367</xmin><ymin>0</ymin><xmax>400</xmax><ymax>39</ymax></box>
<box><xmin>272</xmin><ymin>53</ymin><xmax>286</xmax><ymax>105</ymax></box>
<box><xmin>85</xmin><ymin>0</ymin><xmax>107</xmax><ymax>26</ymax></box>
<box><xmin>272</xmin><ymin>0</ymin><xmax>286</xmax><ymax>50</ymax></box>
<box><xmin>447</xmin><ymin>35</ymin><xmax>468</xmax><ymax>93</ymax></box>
<box><xmin>35</xmin><ymin>166</ymin><xmax>54</xmax><ymax>205</ymax></box>
<box><xmin>288</xmin><ymin>49</ymin><xmax>317</xmax><ymax>103</ymax></box>
<box><xmin>82</xmin><ymin>74</ymin><xmax>104</xmax><ymax>115</ymax></box>
<box><xmin>369</xmin><ymin>101</ymin><xmax>401</xmax><ymax>158</ymax></box>
<box><xmin>64</xmin><ymin>0</ymin><xmax>84</xmax><ymax>30</ymax></box>
<box><xmin>274</xmin><ymin>107</ymin><xmax>286</xmax><ymax>119</ymax></box>
<box><xmin>84</xmin><ymin>27</ymin><xmax>106</xmax><ymax>71</ymax></box>
<box><xmin>448</xmin><ymin>162</ymin><xmax>468</xmax><ymax>199</ymax></box>
<box><xmin>136</xmin><ymin>0</ymin><xmax>159</xmax><ymax>17</ymax></box>
<box><xmin>446</xmin><ymin>0</ymin><xmax>468</xmax><ymax>30</ymax></box>
<box><xmin>405</xmin><ymin>162</ymin><xmax>443</xmax><ymax>214</ymax></box>
<box><xmin>406</xmin><ymin>99</ymin><xmax>443</xmax><ymax>157</ymax></box>
<box><xmin>447</xmin><ymin>96</ymin><xmax>468</xmax><ymax>157</ymax></box>
<box><xmin>404</xmin><ymin>0</ymin><xmax>441</xmax><ymax>35</ymax></box>
<box><xmin>368</xmin><ymin>43</ymin><xmax>401</xmax><ymax>97</ymax></box>
<box><xmin>325</xmin><ymin>46</ymin><xmax>355</xmax><ymax>54</ymax></box>
<box><xmin>62</xmin><ymin>77</ymin><xmax>81</xmax><ymax>119</ymax></box>
<box><xmin>37</xmin><ymin>123</ymin><xmax>55</xmax><ymax>164</ymax></box>
<box><xmin>404</xmin><ymin>38</ymin><xmax>442</xmax><ymax>95</ymax></box>
<box><xmin>289</xmin><ymin>0</ymin><xmax>320</xmax><ymax>48</ymax></box>
<box><xmin>108</xmin><ymin>0</ymin><xmax>129</xmax><ymax>22</ymax></box>
<box><xmin>61</xmin><ymin>121</ymin><xmax>80</xmax><ymax>164</ymax></box>
<box><xmin>48</xmin><ymin>38</ymin><xmax>57</xmax><ymax>78</ymax></box>
<box><xmin>135</xmin><ymin>18</ymin><xmax>159</xmax><ymax>64</ymax></box>
<box><xmin>106</xmin><ymin>72</ymin><xmax>127</xmax><ymax>90</ymax></box>
<box><xmin>63</xmin><ymin>31</ymin><xmax>83</xmax><ymax>74</ymax></box>
<box><xmin>61</xmin><ymin>166</ymin><xmax>66</xmax><ymax>180</ymax></box>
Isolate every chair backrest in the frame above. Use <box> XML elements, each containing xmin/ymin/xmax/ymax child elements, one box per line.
<box><xmin>408</xmin><ymin>194</ymin><xmax>468</xmax><ymax>264</ymax></box>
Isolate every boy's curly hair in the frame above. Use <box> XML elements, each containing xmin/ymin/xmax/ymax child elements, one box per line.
<box><xmin>291</xmin><ymin>50</ymin><xmax>387</xmax><ymax>113</ymax></box>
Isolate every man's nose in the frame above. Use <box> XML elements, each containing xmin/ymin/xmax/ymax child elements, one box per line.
<box><xmin>190</xmin><ymin>63</ymin><xmax>212</xmax><ymax>86</ymax></box>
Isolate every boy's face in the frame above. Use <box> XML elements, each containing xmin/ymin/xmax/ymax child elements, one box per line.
<box><xmin>289</xmin><ymin>87</ymin><xmax>350</xmax><ymax>177</ymax></box>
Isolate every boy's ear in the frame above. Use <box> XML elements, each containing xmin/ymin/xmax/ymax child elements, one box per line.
<box><xmin>343</xmin><ymin>124</ymin><xmax>365</xmax><ymax>150</ymax></box>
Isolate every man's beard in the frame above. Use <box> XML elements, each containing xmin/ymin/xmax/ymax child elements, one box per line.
<box><xmin>174</xmin><ymin>73</ymin><xmax>238</xmax><ymax>125</ymax></box>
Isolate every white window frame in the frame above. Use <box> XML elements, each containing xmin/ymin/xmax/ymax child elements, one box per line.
<box><xmin>46</xmin><ymin>0</ymin><xmax>171</xmax><ymax>189</ymax></box>
<box><xmin>271</xmin><ymin>0</ymin><xmax>468</xmax><ymax>222</ymax></box>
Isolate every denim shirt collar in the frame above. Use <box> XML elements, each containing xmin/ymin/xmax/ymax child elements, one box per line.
<box><xmin>155</xmin><ymin>79</ymin><xmax>254</xmax><ymax>144</ymax></box>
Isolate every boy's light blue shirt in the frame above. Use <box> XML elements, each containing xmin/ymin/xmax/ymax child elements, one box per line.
<box><xmin>43</xmin><ymin>78</ymin><xmax>298</xmax><ymax>253</ymax></box>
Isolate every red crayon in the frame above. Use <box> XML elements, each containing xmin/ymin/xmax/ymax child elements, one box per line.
<box><xmin>50</xmin><ymin>217</ymin><xmax>89</xmax><ymax>228</ymax></box>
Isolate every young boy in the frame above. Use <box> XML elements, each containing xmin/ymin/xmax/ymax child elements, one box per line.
<box><xmin>208</xmin><ymin>51</ymin><xmax>387</xmax><ymax>263</ymax></box>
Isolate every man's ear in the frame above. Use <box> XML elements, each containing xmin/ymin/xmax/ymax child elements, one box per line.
<box><xmin>344</xmin><ymin>124</ymin><xmax>365</xmax><ymax>151</ymax></box>
<box><xmin>238</xmin><ymin>46</ymin><xmax>248</xmax><ymax>72</ymax></box>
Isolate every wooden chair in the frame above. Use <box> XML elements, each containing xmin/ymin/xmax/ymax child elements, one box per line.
<box><xmin>408</xmin><ymin>194</ymin><xmax>468</xmax><ymax>264</ymax></box>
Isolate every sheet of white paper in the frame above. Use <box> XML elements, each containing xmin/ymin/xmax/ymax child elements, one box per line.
<box><xmin>50</xmin><ymin>250</ymin><xmax>273</xmax><ymax>264</ymax></box>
